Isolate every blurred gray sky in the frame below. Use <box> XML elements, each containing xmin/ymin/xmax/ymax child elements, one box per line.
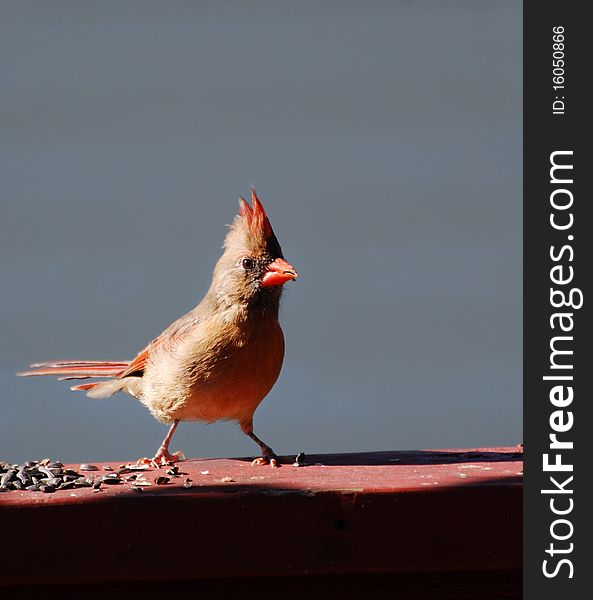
<box><xmin>0</xmin><ymin>1</ymin><xmax>522</xmax><ymax>463</ymax></box>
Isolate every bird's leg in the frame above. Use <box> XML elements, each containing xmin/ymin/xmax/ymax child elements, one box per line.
<box><xmin>152</xmin><ymin>420</ymin><xmax>185</xmax><ymax>466</ymax></box>
<box><xmin>138</xmin><ymin>420</ymin><xmax>185</xmax><ymax>467</ymax></box>
<box><xmin>241</xmin><ymin>420</ymin><xmax>279</xmax><ymax>467</ymax></box>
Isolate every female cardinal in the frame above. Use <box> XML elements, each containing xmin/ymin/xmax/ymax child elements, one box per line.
<box><xmin>19</xmin><ymin>188</ymin><xmax>297</xmax><ymax>467</ymax></box>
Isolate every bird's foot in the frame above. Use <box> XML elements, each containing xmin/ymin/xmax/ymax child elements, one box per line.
<box><xmin>137</xmin><ymin>449</ymin><xmax>185</xmax><ymax>468</ymax></box>
<box><xmin>251</xmin><ymin>447</ymin><xmax>280</xmax><ymax>468</ymax></box>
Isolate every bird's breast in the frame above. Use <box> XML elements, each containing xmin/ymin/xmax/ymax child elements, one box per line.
<box><xmin>142</xmin><ymin>316</ymin><xmax>285</xmax><ymax>424</ymax></box>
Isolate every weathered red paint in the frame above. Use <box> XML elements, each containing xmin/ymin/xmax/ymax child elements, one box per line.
<box><xmin>0</xmin><ymin>447</ymin><xmax>522</xmax><ymax>593</ymax></box>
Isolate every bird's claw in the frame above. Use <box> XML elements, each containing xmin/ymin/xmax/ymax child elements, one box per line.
<box><xmin>136</xmin><ymin>450</ymin><xmax>185</xmax><ymax>468</ymax></box>
<box><xmin>251</xmin><ymin>451</ymin><xmax>279</xmax><ymax>468</ymax></box>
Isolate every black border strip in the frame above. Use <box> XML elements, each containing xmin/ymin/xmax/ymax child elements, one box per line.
<box><xmin>524</xmin><ymin>2</ymin><xmax>590</xmax><ymax>597</ymax></box>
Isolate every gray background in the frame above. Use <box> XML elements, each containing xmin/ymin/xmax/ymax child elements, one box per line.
<box><xmin>0</xmin><ymin>1</ymin><xmax>522</xmax><ymax>463</ymax></box>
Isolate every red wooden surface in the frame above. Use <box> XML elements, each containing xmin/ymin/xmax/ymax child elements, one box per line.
<box><xmin>0</xmin><ymin>447</ymin><xmax>522</xmax><ymax>596</ymax></box>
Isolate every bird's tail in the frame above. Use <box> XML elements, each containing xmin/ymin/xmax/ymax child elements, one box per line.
<box><xmin>17</xmin><ymin>360</ymin><xmax>132</xmax><ymax>397</ymax></box>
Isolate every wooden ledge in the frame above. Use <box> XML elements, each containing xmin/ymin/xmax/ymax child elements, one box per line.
<box><xmin>0</xmin><ymin>447</ymin><xmax>522</xmax><ymax>592</ymax></box>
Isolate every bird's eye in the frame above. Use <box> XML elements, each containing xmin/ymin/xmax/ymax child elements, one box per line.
<box><xmin>242</xmin><ymin>258</ymin><xmax>255</xmax><ymax>270</ymax></box>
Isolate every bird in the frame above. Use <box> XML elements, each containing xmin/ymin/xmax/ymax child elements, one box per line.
<box><xmin>18</xmin><ymin>188</ymin><xmax>298</xmax><ymax>467</ymax></box>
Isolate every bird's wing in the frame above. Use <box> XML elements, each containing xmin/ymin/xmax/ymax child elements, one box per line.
<box><xmin>118</xmin><ymin>305</ymin><xmax>205</xmax><ymax>378</ymax></box>
<box><xmin>118</xmin><ymin>346</ymin><xmax>151</xmax><ymax>378</ymax></box>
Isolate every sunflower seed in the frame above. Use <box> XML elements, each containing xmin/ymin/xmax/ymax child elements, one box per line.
<box><xmin>293</xmin><ymin>452</ymin><xmax>307</xmax><ymax>467</ymax></box>
<box><xmin>1</xmin><ymin>470</ymin><xmax>16</xmax><ymax>486</ymax></box>
<box><xmin>17</xmin><ymin>471</ymin><xmax>32</xmax><ymax>486</ymax></box>
<box><xmin>100</xmin><ymin>475</ymin><xmax>122</xmax><ymax>485</ymax></box>
<box><xmin>38</xmin><ymin>467</ymin><xmax>58</xmax><ymax>479</ymax></box>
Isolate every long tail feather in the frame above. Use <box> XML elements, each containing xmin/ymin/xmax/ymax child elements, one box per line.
<box><xmin>18</xmin><ymin>359</ymin><xmax>140</xmax><ymax>400</ymax></box>
<box><xmin>28</xmin><ymin>360</ymin><xmax>130</xmax><ymax>368</ymax></box>
<box><xmin>70</xmin><ymin>382</ymin><xmax>102</xmax><ymax>392</ymax></box>
<box><xmin>17</xmin><ymin>360</ymin><xmax>130</xmax><ymax>379</ymax></box>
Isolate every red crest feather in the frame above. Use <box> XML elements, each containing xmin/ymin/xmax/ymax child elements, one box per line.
<box><xmin>237</xmin><ymin>187</ymin><xmax>272</xmax><ymax>239</ymax></box>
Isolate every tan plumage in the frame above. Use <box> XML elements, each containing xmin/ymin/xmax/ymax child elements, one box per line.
<box><xmin>18</xmin><ymin>188</ymin><xmax>297</xmax><ymax>466</ymax></box>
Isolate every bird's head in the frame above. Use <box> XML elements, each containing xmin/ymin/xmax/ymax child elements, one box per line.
<box><xmin>210</xmin><ymin>188</ymin><xmax>298</xmax><ymax>314</ymax></box>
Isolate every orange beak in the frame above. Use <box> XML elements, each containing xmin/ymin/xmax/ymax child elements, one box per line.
<box><xmin>261</xmin><ymin>258</ymin><xmax>298</xmax><ymax>288</ymax></box>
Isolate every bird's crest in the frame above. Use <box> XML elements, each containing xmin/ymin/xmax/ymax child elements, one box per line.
<box><xmin>225</xmin><ymin>187</ymin><xmax>282</xmax><ymax>258</ymax></box>
<box><xmin>238</xmin><ymin>187</ymin><xmax>273</xmax><ymax>240</ymax></box>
